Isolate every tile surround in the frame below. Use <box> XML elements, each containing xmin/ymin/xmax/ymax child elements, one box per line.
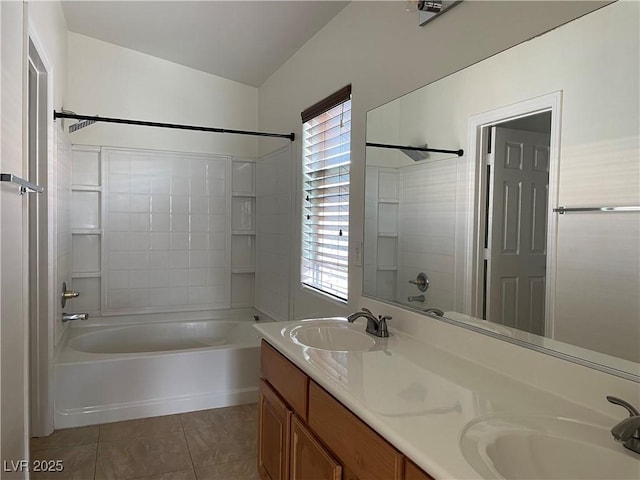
<box><xmin>70</xmin><ymin>147</ymin><xmax>261</xmax><ymax>316</ymax></box>
<box><xmin>254</xmin><ymin>147</ymin><xmax>292</xmax><ymax>321</ymax></box>
<box><xmin>103</xmin><ymin>149</ymin><xmax>231</xmax><ymax>313</ymax></box>
<box><xmin>30</xmin><ymin>404</ymin><xmax>259</xmax><ymax>480</ymax></box>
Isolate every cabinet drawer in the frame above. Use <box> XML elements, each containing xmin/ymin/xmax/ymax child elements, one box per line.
<box><xmin>308</xmin><ymin>381</ymin><xmax>404</xmax><ymax>480</ymax></box>
<box><xmin>260</xmin><ymin>340</ymin><xmax>309</xmax><ymax>419</ymax></box>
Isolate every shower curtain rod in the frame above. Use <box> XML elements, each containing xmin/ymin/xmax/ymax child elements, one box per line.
<box><xmin>53</xmin><ymin>111</ymin><xmax>295</xmax><ymax>141</ymax></box>
<box><xmin>366</xmin><ymin>142</ymin><xmax>463</xmax><ymax>157</ymax></box>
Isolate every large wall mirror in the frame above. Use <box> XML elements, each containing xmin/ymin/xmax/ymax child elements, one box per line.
<box><xmin>364</xmin><ymin>2</ymin><xmax>639</xmax><ymax>380</ymax></box>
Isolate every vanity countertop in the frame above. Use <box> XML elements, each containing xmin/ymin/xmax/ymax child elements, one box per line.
<box><xmin>254</xmin><ymin>317</ymin><xmax>629</xmax><ymax>479</ymax></box>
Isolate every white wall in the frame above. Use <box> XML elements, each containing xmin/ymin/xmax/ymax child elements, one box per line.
<box><xmin>1</xmin><ymin>0</ymin><xmax>69</xmax><ymax>467</ymax></box>
<box><xmin>66</xmin><ymin>33</ymin><xmax>258</xmax><ymax>158</ymax></box>
<box><xmin>257</xmin><ymin>0</ymin><xmax>609</xmax><ymax>320</ymax></box>
<box><xmin>1</xmin><ymin>1</ymin><xmax>29</xmax><ymax>470</ymax></box>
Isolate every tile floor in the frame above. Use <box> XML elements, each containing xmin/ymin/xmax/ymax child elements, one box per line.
<box><xmin>29</xmin><ymin>404</ymin><xmax>259</xmax><ymax>480</ymax></box>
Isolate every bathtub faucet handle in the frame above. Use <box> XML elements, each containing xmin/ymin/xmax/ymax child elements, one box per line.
<box><xmin>61</xmin><ymin>281</ymin><xmax>80</xmax><ymax>308</ymax></box>
<box><xmin>62</xmin><ymin>312</ymin><xmax>89</xmax><ymax>323</ymax></box>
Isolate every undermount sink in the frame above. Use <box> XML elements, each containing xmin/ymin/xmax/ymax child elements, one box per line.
<box><xmin>288</xmin><ymin>321</ymin><xmax>376</xmax><ymax>352</ymax></box>
<box><xmin>460</xmin><ymin>415</ymin><xmax>640</xmax><ymax>479</ymax></box>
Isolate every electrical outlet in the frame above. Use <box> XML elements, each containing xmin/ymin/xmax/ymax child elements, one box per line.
<box><xmin>353</xmin><ymin>241</ymin><xmax>362</xmax><ymax>267</ymax></box>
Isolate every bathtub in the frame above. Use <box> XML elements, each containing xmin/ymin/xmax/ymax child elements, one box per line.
<box><xmin>54</xmin><ymin>316</ymin><xmax>264</xmax><ymax>428</ymax></box>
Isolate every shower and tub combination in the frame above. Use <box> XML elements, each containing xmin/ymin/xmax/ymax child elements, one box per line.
<box><xmin>52</xmin><ymin>112</ymin><xmax>295</xmax><ymax>429</ymax></box>
<box><xmin>54</xmin><ymin>309</ymin><xmax>266</xmax><ymax>428</ymax></box>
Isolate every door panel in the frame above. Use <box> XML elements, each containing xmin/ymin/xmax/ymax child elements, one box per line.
<box><xmin>290</xmin><ymin>416</ymin><xmax>341</xmax><ymax>480</ymax></box>
<box><xmin>258</xmin><ymin>379</ymin><xmax>292</xmax><ymax>480</ymax></box>
<box><xmin>488</xmin><ymin>126</ymin><xmax>550</xmax><ymax>335</ymax></box>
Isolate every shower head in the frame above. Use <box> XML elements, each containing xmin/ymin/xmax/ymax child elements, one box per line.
<box><xmin>401</xmin><ymin>144</ymin><xmax>429</xmax><ymax>161</ymax></box>
<box><xmin>59</xmin><ymin>109</ymin><xmax>97</xmax><ymax>133</ymax></box>
<box><xmin>69</xmin><ymin>118</ymin><xmax>96</xmax><ymax>133</ymax></box>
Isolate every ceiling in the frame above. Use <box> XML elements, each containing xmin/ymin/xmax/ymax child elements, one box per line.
<box><xmin>61</xmin><ymin>1</ymin><xmax>350</xmax><ymax>88</ymax></box>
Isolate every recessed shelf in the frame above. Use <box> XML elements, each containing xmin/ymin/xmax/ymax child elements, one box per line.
<box><xmin>72</xmin><ymin>185</ymin><xmax>103</xmax><ymax>192</ymax></box>
<box><xmin>377</xmin><ymin>232</ymin><xmax>398</xmax><ymax>238</ymax></box>
<box><xmin>232</xmin><ymin>192</ymin><xmax>256</xmax><ymax>197</ymax></box>
<box><xmin>232</xmin><ymin>230</ymin><xmax>256</xmax><ymax>235</ymax></box>
<box><xmin>72</xmin><ymin>272</ymin><xmax>102</xmax><ymax>279</ymax></box>
<box><xmin>378</xmin><ymin>198</ymin><xmax>399</xmax><ymax>204</ymax></box>
<box><xmin>231</xmin><ymin>302</ymin><xmax>254</xmax><ymax>308</ymax></box>
<box><xmin>376</xmin><ymin>266</ymin><xmax>398</xmax><ymax>271</ymax></box>
<box><xmin>72</xmin><ymin>229</ymin><xmax>103</xmax><ymax>235</ymax></box>
<box><xmin>232</xmin><ymin>268</ymin><xmax>256</xmax><ymax>274</ymax></box>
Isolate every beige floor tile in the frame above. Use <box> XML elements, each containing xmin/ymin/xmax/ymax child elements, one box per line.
<box><xmin>184</xmin><ymin>424</ymin><xmax>257</xmax><ymax>468</ymax></box>
<box><xmin>95</xmin><ymin>432</ymin><xmax>192</xmax><ymax>480</ymax></box>
<box><xmin>29</xmin><ymin>443</ymin><xmax>97</xmax><ymax>480</ymax></box>
<box><xmin>195</xmin><ymin>459</ymin><xmax>259</xmax><ymax>480</ymax></box>
<box><xmin>99</xmin><ymin>415</ymin><xmax>183</xmax><ymax>442</ymax></box>
<box><xmin>31</xmin><ymin>425</ymin><xmax>100</xmax><ymax>451</ymax></box>
<box><xmin>179</xmin><ymin>404</ymin><xmax>258</xmax><ymax>431</ymax></box>
<box><xmin>130</xmin><ymin>469</ymin><xmax>196</xmax><ymax>480</ymax></box>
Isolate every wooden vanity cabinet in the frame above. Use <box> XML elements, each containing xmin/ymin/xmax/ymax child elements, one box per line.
<box><xmin>290</xmin><ymin>416</ymin><xmax>342</xmax><ymax>480</ymax></box>
<box><xmin>259</xmin><ymin>340</ymin><xmax>434</xmax><ymax>480</ymax></box>
<box><xmin>405</xmin><ymin>460</ymin><xmax>435</xmax><ymax>480</ymax></box>
<box><xmin>258</xmin><ymin>379</ymin><xmax>292</xmax><ymax>480</ymax></box>
<box><xmin>260</xmin><ymin>340</ymin><xmax>309</xmax><ymax>420</ymax></box>
<box><xmin>307</xmin><ymin>381</ymin><xmax>404</xmax><ymax>480</ymax></box>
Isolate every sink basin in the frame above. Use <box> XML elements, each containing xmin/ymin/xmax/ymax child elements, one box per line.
<box><xmin>289</xmin><ymin>321</ymin><xmax>375</xmax><ymax>351</ymax></box>
<box><xmin>460</xmin><ymin>415</ymin><xmax>640</xmax><ymax>479</ymax></box>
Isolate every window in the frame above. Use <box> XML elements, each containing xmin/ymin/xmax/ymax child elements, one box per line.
<box><xmin>301</xmin><ymin>86</ymin><xmax>352</xmax><ymax>301</ymax></box>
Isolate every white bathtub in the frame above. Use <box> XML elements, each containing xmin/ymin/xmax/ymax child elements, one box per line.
<box><xmin>54</xmin><ymin>317</ymin><xmax>263</xmax><ymax>428</ymax></box>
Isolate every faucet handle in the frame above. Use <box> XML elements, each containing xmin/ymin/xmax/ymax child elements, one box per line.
<box><xmin>607</xmin><ymin>396</ymin><xmax>640</xmax><ymax>417</ymax></box>
<box><xmin>377</xmin><ymin>315</ymin><xmax>392</xmax><ymax>337</ymax></box>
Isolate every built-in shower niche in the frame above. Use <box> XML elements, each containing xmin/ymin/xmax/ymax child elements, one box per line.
<box><xmin>231</xmin><ymin>158</ymin><xmax>256</xmax><ymax>307</ymax></box>
<box><xmin>364</xmin><ymin>166</ymin><xmax>399</xmax><ymax>301</ymax></box>
<box><xmin>70</xmin><ymin>146</ymin><xmax>103</xmax><ymax>316</ymax></box>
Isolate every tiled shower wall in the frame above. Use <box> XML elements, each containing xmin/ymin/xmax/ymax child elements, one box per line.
<box><xmin>255</xmin><ymin>147</ymin><xmax>292</xmax><ymax>321</ymax></box>
<box><xmin>398</xmin><ymin>160</ymin><xmax>457</xmax><ymax>311</ymax></box>
<box><xmin>365</xmin><ymin>160</ymin><xmax>457</xmax><ymax>312</ymax></box>
<box><xmin>55</xmin><ymin>130</ymin><xmax>73</xmax><ymax>344</ymax></box>
<box><xmin>71</xmin><ymin>146</ymin><xmax>256</xmax><ymax>316</ymax></box>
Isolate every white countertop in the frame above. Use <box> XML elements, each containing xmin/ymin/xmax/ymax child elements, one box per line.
<box><xmin>254</xmin><ymin>317</ymin><xmax>625</xmax><ymax>479</ymax></box>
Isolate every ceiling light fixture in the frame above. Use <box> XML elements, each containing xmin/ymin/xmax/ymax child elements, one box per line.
<box><xmin>405</xmin><ymin>1</ymin><xmax>462</xmax><ymax>26</ymax></box>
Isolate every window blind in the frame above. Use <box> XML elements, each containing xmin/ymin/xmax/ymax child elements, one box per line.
<box><xmin>301</xmin><ymin>90</ymin><xmax>351</xmax><ymax>301</ymax></box>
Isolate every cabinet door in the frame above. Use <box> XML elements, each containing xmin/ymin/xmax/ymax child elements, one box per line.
<box><xmin>290</xmin><ymin>416</ymin><xmax>342</xmax><ymax>480</ymax></box>
<box><xmin>405</xmin><ymin>460</ymin><xmax>434</xmax><ymax>480</ymax></box>
<box><xmin>259</xmin><ymin>379</ymin><xmax>292</xmax><ymax>480</ymax></box>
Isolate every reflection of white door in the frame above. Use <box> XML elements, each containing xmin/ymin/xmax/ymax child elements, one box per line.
<box><xmin>486</xmin><ymin>127</ymin><xmax>550</xmax><ymax>335</ymax></box>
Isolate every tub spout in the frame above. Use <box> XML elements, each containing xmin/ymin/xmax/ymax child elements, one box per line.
<box><xmin>62</xmin><ymin>312</ymin><xmax>89</xmax><ymax>323</ymax></box>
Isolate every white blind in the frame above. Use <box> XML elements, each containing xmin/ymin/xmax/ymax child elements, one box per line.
<box><xmin>301</xmin><ymin>98</ymin><xmax>351</xmax><ymax>300</ymax></box>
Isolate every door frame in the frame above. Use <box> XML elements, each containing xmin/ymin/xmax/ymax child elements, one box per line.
<box><xmin>463</xmin><ymin>92</ymin><xmax>562</xmax><ymax>336</ymax></box>
<box><xmin>27</xmin><ymin>26</ymin><xmax>56</xmax><ymax>437</ymax></box>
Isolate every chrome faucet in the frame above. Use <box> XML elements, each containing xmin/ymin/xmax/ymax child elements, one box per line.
<box><xmin>347</xmin><ymin>307</ymin><xmax>390</xmax><ymax>338</ymax></box>
<box><xmin>607</xmin><ymin>396</ymin><xmax>640</xmax><ymax>454</ymax></box>
<box><xmin>62</xmin><ymin>312</ymin><xmax>89</xmax><ymax>323</ymax></box>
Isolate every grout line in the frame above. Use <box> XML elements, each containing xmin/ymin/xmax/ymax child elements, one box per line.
<box><xmin>128</xmin><ymin>468</ymin><xmax>196</xmax><ymax>480</ymax></box>
<box><xmin>93</xmin><ymin>441</ymin><xmax>98</xmax><ymax>480</ymax></box>
<box><xmin>181</xmin><ymin>423</ymin><xmax>198</xmax><ymax>475</ymax></box>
